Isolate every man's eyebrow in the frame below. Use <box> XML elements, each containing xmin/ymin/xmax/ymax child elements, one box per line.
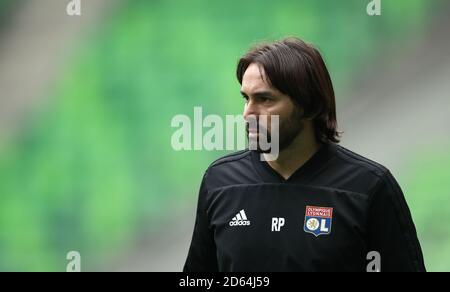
<box><xmin>240</xmin><ymin>90</ymin><xmax>274</xmax><ymax>98</ymax></box>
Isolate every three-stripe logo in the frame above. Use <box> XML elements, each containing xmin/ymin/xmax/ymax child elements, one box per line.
<box><xmin>229</xmin><ymin>209</ymin><xmax>251</xmax><ymax>226</ymax></box>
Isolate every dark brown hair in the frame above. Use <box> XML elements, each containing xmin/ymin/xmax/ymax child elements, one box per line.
<box><xmin>237</xmin><ymin>37</ymin><xmax>341</xmax><ymax>144</ymax></box>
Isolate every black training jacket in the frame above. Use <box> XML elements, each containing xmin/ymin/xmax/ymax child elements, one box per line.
<box><xmin>183</xmin><ymin>143</ymin><xmax>426</xmax><ymax>272</ymax></box>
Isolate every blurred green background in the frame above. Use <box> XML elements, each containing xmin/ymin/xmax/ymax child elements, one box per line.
<box><xmin>0</xmin><ymin>0</ymin><xmax>449</xmax><ymax>271</ymax></box>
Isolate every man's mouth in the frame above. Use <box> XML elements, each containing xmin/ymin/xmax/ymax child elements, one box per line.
<box><xmin>246</xmin><ymin>124</ymin><xmax>268</xmax><ymax>135</ymax></box>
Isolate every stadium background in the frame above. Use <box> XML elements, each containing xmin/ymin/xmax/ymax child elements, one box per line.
<box><xmin>0</xmin><ymin>0</ymin><xmax>449</xmax><ymax>271</ymax></box>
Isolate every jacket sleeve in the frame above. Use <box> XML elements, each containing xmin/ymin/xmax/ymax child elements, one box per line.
<box><xmin>367</xmin><ymin>171</ymin><xmax>426</xmax><ymax>272</ymax></box>
<box><xmin>183</xmin><ymin>172</ymin><xmax>219</xmax><ymax>272</ymax></box>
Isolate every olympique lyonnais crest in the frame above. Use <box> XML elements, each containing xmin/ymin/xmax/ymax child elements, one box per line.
<box><xmin>303</xmin><ymin>206</ymin><xmax>333</xmax><ymax>237</ymax></box>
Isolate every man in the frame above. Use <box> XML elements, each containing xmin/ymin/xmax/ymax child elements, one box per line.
<box><xmin>183</xmin><ymin>38</ymin><xmax>425</xmax><ymax>272</ymax></box>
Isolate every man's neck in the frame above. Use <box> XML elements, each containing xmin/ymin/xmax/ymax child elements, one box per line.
<box><xmin>263</xmin><ymin>125</ymin><xmax>321</xmax><ymax>180</ymax></box>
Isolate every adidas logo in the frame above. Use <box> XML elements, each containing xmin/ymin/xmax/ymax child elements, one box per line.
<box><xmin>229</xmin><ymin>209</ymin><xmax>251</xmax><ymax>226</ymax></box>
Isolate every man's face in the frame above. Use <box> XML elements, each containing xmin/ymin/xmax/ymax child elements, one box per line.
<box><xmin>240</xmin><ymin>63</ymin><xmax>304</xmax><ymax>152</ymax></box>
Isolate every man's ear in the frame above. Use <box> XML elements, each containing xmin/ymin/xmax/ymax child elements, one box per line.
<box><xmin>292</xmin><ymin>102</ymin><xmax>307</xmax><ymax>120</ymax></box>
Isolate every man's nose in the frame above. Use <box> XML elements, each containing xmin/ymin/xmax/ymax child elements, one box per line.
<box><xmin>243</xmin><ymin>100</ymin><xmax>259</xmax><ymax>121</ymax></box>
